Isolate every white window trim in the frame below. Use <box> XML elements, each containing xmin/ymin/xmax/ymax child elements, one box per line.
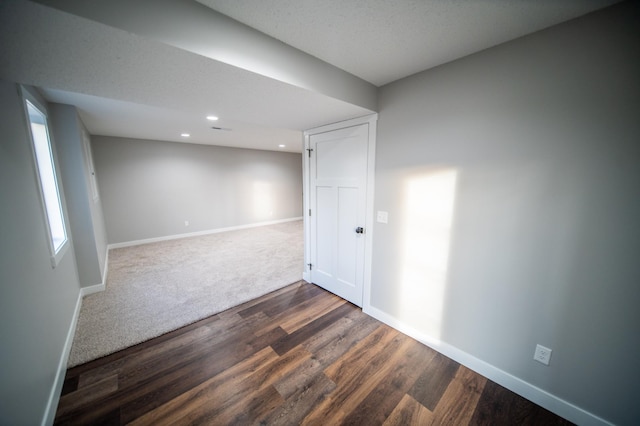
<box><xmin>20</xmin><ymin>86</ymin><xmax>70</xmax><ymax>268</ymax></box>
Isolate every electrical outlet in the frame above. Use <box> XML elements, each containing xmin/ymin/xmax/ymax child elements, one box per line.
<box><xmin>534</xmin><ymin>344</ymin><xmax>552</xmax><ymax>366</ymax></box>
<box><xmin>184</xmin><ymin>220</ymin><xmax>189</xmax><ymax>227</ymax></box>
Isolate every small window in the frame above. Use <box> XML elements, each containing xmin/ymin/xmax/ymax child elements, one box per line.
<box><xmin>23</xmin><ymin>89</ymin><xmax>69</xmax><ymax>267</ymax></box>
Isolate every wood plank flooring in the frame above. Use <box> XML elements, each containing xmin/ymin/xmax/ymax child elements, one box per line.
<box><xmin>55</xmin><ymin>281</ymin><xmax>573</xmax><ymax>425</ymax></box>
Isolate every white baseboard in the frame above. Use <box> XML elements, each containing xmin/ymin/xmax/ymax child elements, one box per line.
<box><xmin>108</xmin><ymin>217</ymin><xmax>303</xmax><ymax>249</ymax></box>
<box><xmin>80</xmin><ymin>282</ymin><xmax>105</xmax><ymax>296</ymax></box>
<box><xmin>81</xmin><ymin>249</ymin><xmax>109</xmax><ymax>295</ymax></box>
<box><xmin>42</xmin><ymin>247</ymin><xmax>109</xmax><ymax>425</ymax></box>
<box><xmin>362</xmin><ymin>304</ymin><xmax>613</xmax><ymax>426</ymax></box>
<box><xmin>79</xmin><ymin>249</ymin><xmax>109</xmax><ymax>296</ymax></box>
<box><xmin>302</xmin><ymin>271</ymin><xmax>310</xmax><ymax>282</ymax></box>
<box><xmin>42</xmin><ymin>290</ymin><xmax>83</xmax><ymax>426</ymax></box>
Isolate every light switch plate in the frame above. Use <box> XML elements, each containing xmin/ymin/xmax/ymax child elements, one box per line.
<box><xmin>377</xmin><ymin>211</ymin><xmax>388</xmax><ymax>223</ymax></box>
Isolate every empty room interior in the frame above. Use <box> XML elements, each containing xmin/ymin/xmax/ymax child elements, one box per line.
<box><xmin>1</xmin><ymin>0</ymin><xmax>639</xmax><ymax>425</ymax></box>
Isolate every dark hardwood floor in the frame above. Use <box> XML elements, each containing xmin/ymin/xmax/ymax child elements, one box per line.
<box><xmin>55</xmin><ymin>281</ymin><xmax>573</xmax><ymax>425</ymax></box>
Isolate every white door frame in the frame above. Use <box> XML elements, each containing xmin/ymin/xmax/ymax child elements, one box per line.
<box><xmin>302</xmin><ymin>114</ymin><xmax>377</xmax><ymax>307</ymax></box>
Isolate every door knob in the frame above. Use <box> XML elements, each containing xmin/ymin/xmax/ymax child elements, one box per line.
<box><xmin>355</xmin><ymin>227</ymin><xmax>364</xmax><ymax>234</ymax></box>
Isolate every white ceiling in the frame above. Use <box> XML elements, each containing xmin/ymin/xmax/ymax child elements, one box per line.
<box><xmin>1</xmin><ymin>0</ymin><xmax>621</xmax><ymax>152</ymax></box>
<box><xmin>40</xmin><ymin>88</ymin><xmax>305</xmax><ymax>152</ymax></box>
<box><xmin>2</xmin><ymin>0</ymin><xmax>375</xmax><ymax>153</ymax></box>
<box><xmin>197</xmin><ymin>0</ymin><xmax>620</xmax><ymax>86</ymax></box>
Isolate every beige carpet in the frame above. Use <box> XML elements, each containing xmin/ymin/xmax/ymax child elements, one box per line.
<box><xmin>68</xmin><ymin>220</ymin><xmax>303</xmax><ymax>367</ymax></box>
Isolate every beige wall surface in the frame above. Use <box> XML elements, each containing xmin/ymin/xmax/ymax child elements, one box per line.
<box><xmin>93</xmin><ymin>136</ymin><xmax>303</xmax><ymax>244</ymax></box>
<box><xmin>0</xmin><ymin>81</ymin><xmax>82</xmax><ymax>425</ymax></box>
<box><xmin>372</xmin><ymin>2</ymin><xmax>640</xmax><ymax>425</ymax></box>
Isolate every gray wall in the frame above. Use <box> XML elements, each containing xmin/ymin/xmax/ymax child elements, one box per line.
<box><xmin>372</xmin><ymin>2</ymin><xmax>640</xmax><ymax>425</ymax></box>
<box><xmin>0</xmin><ymin>81</ymin><xmax>81</xmax><ymax>425</ymax></box>
<box><xmin>50</xmin><ymin>103</ymin><xmax>108</xmax><ymax>287</ymax></box>
<box><xmin>93</xmin><ymin>136</ymin><xmax>303</xmax><ymax>244</ymax></box>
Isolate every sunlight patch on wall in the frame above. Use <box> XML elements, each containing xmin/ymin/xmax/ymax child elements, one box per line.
<box><xmin>252</xmin><ymin>181</ymin><xmax>274</xmax><ymax>221</ymax></box>
<box><xmin>399</xmin><ymin>168</ymin><xmax>458</xmax><ymax>340</ymax></box>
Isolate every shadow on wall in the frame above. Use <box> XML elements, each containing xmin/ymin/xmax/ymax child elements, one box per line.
<box><xmin>396</xmin><ymin>167</ymin><xmax>459</xmax><ymax>340</ymax></box>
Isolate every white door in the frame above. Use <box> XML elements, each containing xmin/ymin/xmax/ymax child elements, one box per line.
<box><xmin>309</xmin><ymin>123</ymin><xmax>369</xmax><ymax>306</ymax></box>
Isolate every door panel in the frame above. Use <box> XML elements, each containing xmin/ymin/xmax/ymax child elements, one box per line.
<box><xmin>309</xmin><ymin>123</ymin><xmax>368</xmax><ymax>306</ymax></box>
<box><xmin>315</xmin><ymin>185</ymin><xmax>334</xmax><ymax>278</ymax></box>
<box><xmin>337</xmin><ymin>186</ymin><xmax>358</xmax><ymax>286</ymax></box>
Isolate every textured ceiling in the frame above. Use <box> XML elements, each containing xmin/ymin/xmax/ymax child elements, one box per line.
<box><xmin>1</xmin><ymin>0</ymin><xmax>373</xmax><ymax>152</ymax></box>
<box><xmin>1</xmin><ymin>0</ymin><xmax>621</xmax><ymax>152</ymax></box>
<box><xmin>197</xmin><ymin>0</ymin><xmax>621</xmax><ymax>86</ymax></box>
<box><xmin>40</xmin><ymin>89</ymin><xmax>304</xmax><ymax>152</ymax></box>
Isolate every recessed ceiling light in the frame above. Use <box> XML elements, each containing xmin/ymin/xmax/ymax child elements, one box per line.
<box><xmin>181</xmin><ymin>133</ymin><xmax>190</xmax><ymax>137</ymax></box>
<box><xmin>278</xmin><ymin>144</ymin><xmax>286</xmax><ymax>148</ymax></box>
<box><xmin>206</xmin><ymin>115</ymin><xmax>219</xmax><ymax>121</ymax></box>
